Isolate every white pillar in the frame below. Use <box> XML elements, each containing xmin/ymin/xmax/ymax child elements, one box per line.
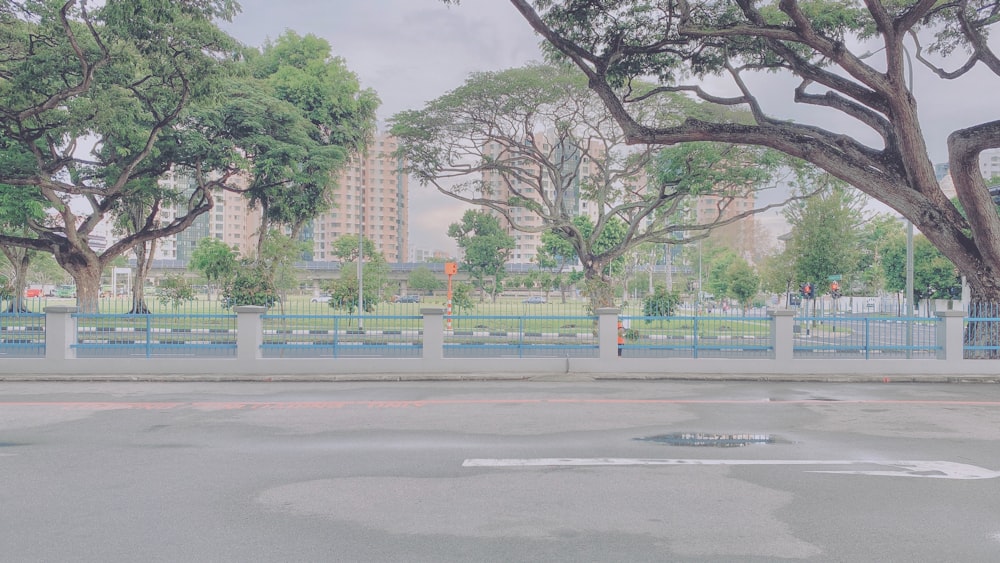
<box><xmin>44</xmin><ymin>306</ymin><xmax>78</xmax><ymax>361</ymax></box>
<box><xmin>235</xmin><ymin>306</ymin><xmax>266</xmax><ymax>362</ymax></box>
<box><xmin>935</xmin><ymin>310</ymin><xmax>965</xmax><ymax>361</ymax></box>
<box><xmin>769</xmin><ymin>308</ymin><xmax>797</xmax><ymax>363</ymax></box>
<box><xmin>421</xmin><ymin>307</ymin><xmax>446</xmax><ymax>359</ymax></box>
<box><xmin>596</xmin><ymin>308</ymin><xmax>621</xmax><ymax>360</ymax></box>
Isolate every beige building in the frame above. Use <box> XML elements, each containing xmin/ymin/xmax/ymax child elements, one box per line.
<box><xmin>153</xmin><ymin>169</ymin><xmax>260</xmax><ymax>262</ymax></box>
<box><xmin>309</xmin><ymin>134</ymin><xmax>408</xmax><ymax>263</ymax></box>
<box><xmin>481</xmin><ymin>134</ymin><xmax>604</xmax><ymax>264</ymax></box>
<box><xmin>151</xmin><ymin>133</ymin><xmax>408</xmax><ymax>264</ymax></box>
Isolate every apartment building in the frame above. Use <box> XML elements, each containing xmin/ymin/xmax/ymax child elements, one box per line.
<box><xmin>309</xmin><ymin>134</ymin><xmax>408</xmax><ymax>264</ymax></box>
<box><xmin>153</xmin><ymin>170</ymin><xmax>259</xmax><ymax>261</ymax></box>
<box><xmin>481</xmin><ymin>134</ymin><xmax>604</xmax><ymax>264</ymax></box>
<box><xmin>150</xmin><ymin>133</ymin><xmax>408</xmax><ymax>264</ymax></box>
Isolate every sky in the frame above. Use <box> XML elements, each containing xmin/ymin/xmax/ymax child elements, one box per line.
<box><xmin>223</xmin><ymin>0</ymin><xmax>544</xmax><ymax>256</ymax></box>
<box><xmin>222</xmin><ymin>1</ymin><xmax>998</xmax><ymax>255</ymax></box>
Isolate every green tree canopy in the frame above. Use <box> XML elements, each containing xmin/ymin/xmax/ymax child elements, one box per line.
<box><xmin>392</xmin><ymin>63</ymin><xmax>798</xmax><ymax>310</ymax></box>
<box><xmin>189</xmin><ymin>238</ymin><xmax>238</xmax><ymax>295</ymax></box>
<box><xmin>500</xmin><ymin>0</ymin><xmax>1000</xmax><ymax>307</ymax></box>
<box><xmin>447</xmin><ymin>210</ymin><xmax>515</xmax><ymax>303</ymax></box>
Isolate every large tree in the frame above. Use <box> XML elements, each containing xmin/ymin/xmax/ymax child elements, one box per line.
<box><xmin>784</xmin><ymin>182</ymin><xmax>869</xmax><ymax>295</ymax></box>
<box><xmin>0</xmin><ymin>0</ymin><xmax>241</xmax><ymax>311</ymax></box>
<box><xmin>240</xmin><ymin>31</ymin><xmax>379</xmax><ymax>252</ymax></box>
<box><xmin>447</xmin><ymin>210</ymin><xmax>515</xmax><ymax>303</ymax></box>
<box><xmin>392</xmin><ymin>63</ymin><xmax>799</xmax><ymax>310</ymax></box>
<box><xmin>498</xmin><ymin>1</ymin><xmax>1000</xmax><ymax>312</ymax></box>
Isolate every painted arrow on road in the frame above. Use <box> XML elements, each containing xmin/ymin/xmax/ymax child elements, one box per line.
<box><xmin>461</xmin><ymin>458</ymin><xmax>1000</xmax><ymax>480</ymax></box>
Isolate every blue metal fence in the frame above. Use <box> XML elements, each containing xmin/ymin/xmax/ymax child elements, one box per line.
<box><xmin>445</xmin><ymin>314</ymin><xmax>598</xmax><ymax>358</ymax></box>
<box><xmin>620</xmin><ymin>314</ymin><xmax>774</xmax><ymax>359</ymax></box>
<box><xmin>73</xmin><ymin>313</ymin><xmax>237</xmax><ymax>358</ymax></box>
<box><xmin>261</xmin><ymin>313</ymin><xmax>422</xmax><ymax>358</ymax></box>
<box><xmin>0</xmin><ymin>311</ymin><xmax>45</xmax><ymax>357</ymax></box>
<box><xmin>792</xmin><ymin>315</ymin><xmax>939</xmax><ymax>359</ymax></box>
<box><xmin>964</xmin><ymin>303</ymin><xmax>1000</xmax><ymax>357</ymax></box>
<box><xmin>3</xmin><ymin>301</ymin><xmax>988</xmax><ymax>361</ymax></box>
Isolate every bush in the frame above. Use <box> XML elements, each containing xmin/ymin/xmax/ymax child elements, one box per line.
<box><xmin>643</xmin><ymin>287</ymin><xmax>680</xmax><ymax>319</ymax></box>
<box><xmin>158</xmin><ymin>274</ymin><xmax>195</xmax><ymax>309</ymax></box>
<box><xmin>221</xmin><ymin>262</ymin><xmax>279</xmax><ymax>309</ymax></box>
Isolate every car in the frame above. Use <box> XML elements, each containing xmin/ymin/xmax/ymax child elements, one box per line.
<box><xmin>54</xmin><ymin>285</ymin><xmax>76</xmax><ymax>298</ymax></box>
<box><xmin>396</xmin><ymin>295</ymin><xmax>420</xmax><ymax>303</ymax></box>
<box><xmin>523</xmin><ymin>296</ymin><xmax>547</xmax><ymax>304</ymax></box>
<box><xmin>311</xmin><ymin>294</ymin><xmax>332</xmax><ymax>303</ymax></box>
<box><xmin>25</xmin><ymin>288</ymin><xmax>43</xmax><ymax>298</ymax></box>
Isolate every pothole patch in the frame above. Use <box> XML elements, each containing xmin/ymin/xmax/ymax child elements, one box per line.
<box><xmin>636</xmin><ymin>433</ymin><xmax>775</xmax><ymax>447</ymax></box>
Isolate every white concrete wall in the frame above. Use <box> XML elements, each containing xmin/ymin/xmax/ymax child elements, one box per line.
<box><xmin>1</xmin><ymin>307</ymin><xmax>997</xmax><ymax>379</ymax></box>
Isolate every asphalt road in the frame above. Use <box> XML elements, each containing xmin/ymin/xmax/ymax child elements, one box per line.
<box><xmin>1</xmin><ymin>380</ymin><xmax>999</xmax><ymax>562</ymax></box>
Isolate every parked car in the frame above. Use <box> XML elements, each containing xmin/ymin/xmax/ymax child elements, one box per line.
<box><xmin>54</xmin><ymin>285</ymin><xmax>76</xmax><ymax>298</ymax></box>
<box><xmin>396</xmin><ymin>295</ymin><xmax>420</xmax><ymax>303</ymax></box>
<box><xmin>25</xmin><ymin>288</ymin><xmax>43</xmax><ymax>298</ymax></box>
<box><xmin>522</xmin><ymin>296</ymin><xmax>547</xmax><ymax>304</ymax></box>
<box><xmin>311</xmin><ymin>294</ymin><xmax>332</xmax><ymax>303</ymax></box>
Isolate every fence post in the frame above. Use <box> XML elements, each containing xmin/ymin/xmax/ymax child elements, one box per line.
<box><xmin>235</xmin><ymin>306</ymin><xmax>266</xmax><ymax>363</ymax></box>
<box><xmin>596</xmin><ymin>308</ymin><xmax>620</xmax><ymax>360</ymax></box>
<box><xmin>935</xmin><ymin>310</ymin><xmax>965</xmax><ymax>361</ymax></box>
<box><xmin>421</xmin><ymin>307</ymin><xmax>445</xmax><ymax>359</ymax></box>
<box><xmin>44</xmin><ymin>306</ymin><xmax>78</xmax><ymax>361</ymax></box>
<box><xmin>769</xmin><ymin>309</ymin><xmax>797</xmax><ymax>363</ymax></box>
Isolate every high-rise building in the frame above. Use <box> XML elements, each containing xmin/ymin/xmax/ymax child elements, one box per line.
<box><xmin>309</xmin><ymin>134</ymin><xmax>408</xmax><ymax>264</ymax></box>
<box><xmin>149</xmin><ymin>133</ymin><xmax>408</xmax><ymax>265</ymax></box>
<box><xmin>480</xmin><ymin>134</ymin><xmax>604</xmax><ymax>264</ymax></box>
<box><xmin>152</xmin><ymin>170</ymin><xmax>258</xmax><ymax>261</ymax></box>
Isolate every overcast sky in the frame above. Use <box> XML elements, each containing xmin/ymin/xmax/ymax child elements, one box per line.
<box><xmin>223</xmin><ymin>1</ymin><xmax>998</xmax><ymax>255</ymax></box>
<box><xmin>223</xmin><ymin>0</ymin><xmax>543</xmax><ymax>255</ymax></box>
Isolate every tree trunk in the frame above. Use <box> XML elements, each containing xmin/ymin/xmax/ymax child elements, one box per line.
<box><xmin>1</xmin><ymin>246</ymin><xmax>31</xmax><ymax>313</ymax></box>
<box><xmin>583</xmin><ymin>266</ymin><xmax>615</xmax><ymax>313</ymax></box>
<box><xmin>62</xmin><ymin>261</ymin><xmax>104</xmax><ymax>314</ymax></box>
<box><xmin>130</xmin><ymin>240</ymin><xmax>155</xmax><ymax>314</ymax></box>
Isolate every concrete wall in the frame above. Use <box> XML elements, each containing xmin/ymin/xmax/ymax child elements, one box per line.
<box><xmin>1</xmin><ymin>307</ymin><xmax>998</xmax><ymax>380</ymax></box>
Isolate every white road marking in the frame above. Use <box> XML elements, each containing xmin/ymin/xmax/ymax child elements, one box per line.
<box><xmin>461</xmin><ymin>458</ymin><xmax>1000</xmax><ymax>480</ymax></box>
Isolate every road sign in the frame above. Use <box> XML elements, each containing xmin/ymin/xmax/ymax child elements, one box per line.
<box><xmin>828</xmin><ymin>274</ymin><xmax>842</xmax><ymax>281</ymax></box>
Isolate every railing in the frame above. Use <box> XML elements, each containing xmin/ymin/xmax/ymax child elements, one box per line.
<box><xmin>445</xmin><ymin>314</ymin><xmax>598</xmax><ymax>358</ymax></box>
<box><xmin>0</xmin><ymin>311</ymin><xmax>45</xmax><ymax>358</ymax></box>
<box><xmin>621</xmin><ymin>314</ymin><xmax>773</xmax><ymax>359</ymax></box>
<box><xmin>2</xmin><ymin>306</ymin><xmax>997</xmax><ymax>378</ymax></box>
<box><xmin>74</xmin><ymin>312</ymin><xmax>237</xmax><ymax>358</ymax></box>
<box><xmin>261</xmin><ymin>313</ymin><xmax>422</xmax><ymax>358</ymax></box>
<box><xmin>792</xmin><ymin>315</ymin><xmax>940</xmax><ymax>359</ymax></box>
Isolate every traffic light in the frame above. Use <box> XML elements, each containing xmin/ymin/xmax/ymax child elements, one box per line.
<box><xmin>803</xmin><ymin>282</ymin><xmax>813</xmax><ymax>299</ymax></box>
<box><xmin>830</xmin><ymin>280</ymin><xmax>841</xmax><ymax>298</ymax></box>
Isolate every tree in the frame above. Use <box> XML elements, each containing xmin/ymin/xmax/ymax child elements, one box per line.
<box><xmin>727</xmin><ymin>259</ymin><xmax>761</xmax><ymax>313</ymax></box>
<box><xmin>883</xmin><ymin>234</ymin><xmax>962</xmax><ymax>311</ymax></box>
<box><xmin>855</xmin><ymin>214</ymin><xmax>906</xmax><ymax>297</ymax></box>
<box><xmin>643</xmin><ymin>286</ymin><xmax>681</xmax><ymax>318</ymax></box>
<box><xmin>447</xmin><ymin>210</ymin><xmax>515</xmax><ymax>303</ymax></box>
<box><xmin>331</xmin><ymin>235</ymin><xmax>380</xmax><ymax>263</ymax></box>
<box><xmin>325</xmin><ymin>238</ymin><xmax>388</xmax><ymax>314</ymax></box>
<box><xmin>0</xmin><ymin>185</ymin><xmax>46</xmax><ymax>312</ymax></box>
<box><xmin>326</xmin><ymin>263</ymin><xmax>386</xmax><ymax>314</ymax></box>
<box><xmin>0</xmin><ymin>0</ymin><xmax>242</xmax><ymax>311</ymax></box>
<box><xmin>784</xmin><ymin>183</ymin><xmax>868</xmax><ymax>295</ymax></box>
<box><xmin>501</xmin><ymin>0</ymin><xmax>1000</xmax><ymax>324</ymax></box>
<box><xmin>392</xmin><ymin>63</ymin><xmax>798</xmax><ymax>311</ymax></box>
<box><xmin>157</xmin><ymin>274</ymin><xmax>196</xmax><ymax>310</ymax></box>
<box><xmin>408</xmin><ymin>265</ymin><xmax>444</xmax><ymax>295</ymax></box>
<box><xmin>0</xmin><ymin>6</ymin><xmax>376</xmax><ymax>313</ymax></box>
<box><xmin>189</xmin><ymin>238</ymin><xmax>238</xmax><ymax>300</ymax></box>
<box><xmin>239</xmin><ymin>31</ymin><xmax>379</xmax><ymax>250</ymax></box>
